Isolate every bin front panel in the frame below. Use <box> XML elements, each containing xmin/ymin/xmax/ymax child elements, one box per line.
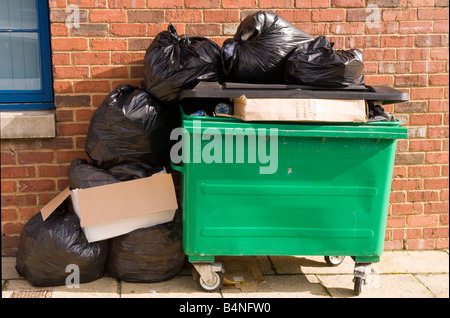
<box><xmin>179</xmin><ymin>117</ymin><xmax>404</xmax><ymax>258</ymax></box>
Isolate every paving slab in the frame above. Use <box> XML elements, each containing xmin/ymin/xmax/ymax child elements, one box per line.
<box><xmin>221</xmin><ymin>274</ymin><xmax>330</xmax><ymax>298</ymax></box>
<box><xmin>317</xmin><ymin>274</ymin><xmax>435</xmax><ymax>298</ymax></box>
<box><xmin>3</xmin><ymin>289</ymin><xmax>50</xmax><ymax>298</ymax></box>
<box><xmin>2</xmin><ymin>279</ymin><xmax>53</xmax><ymax>298</ymax></box>
<box><xmin>49</xmin><ymin>277</ymin><xmax>120</xmax><ymax>298</ymax></box>
<box><xmin>415</xmin><ymin>274</ymin><xmax>449</xmax><ymax>298</ymax></box>
<box><xmin>270</xmin><ymin>251</ymin><xmax>449</xmax><ymax>275</ymax></box>
<box><xmin>1</xmin><ymin>257</ymin><xmax>20</xmax><ymax>280</ymax></box>
<box><xmin>376</xmin><ymin>251</ymin><xmax>449</xmax><ymax>274</ymax></box>
<box><xmin>121</xmin><ymin>276</ymin><xmax>221</xmax><ymax>298</ymax></box>
<box><xmin>2</xmin><ymin>276</ymin><xmax>120</xmax><ymax>298</ymax></box>
<box><xmin>2</xmin><ymin>251</ymin><xmax>449</xmax><ymax>299</ymax></box>
<box><xmin>270</xmin><ymin>255</ymin><xmax>354</xmax><ymax>274</ymax></box>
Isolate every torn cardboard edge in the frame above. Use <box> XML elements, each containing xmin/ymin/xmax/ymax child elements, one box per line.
<box><xmin>40</xmin><ymin>173</ymin><xmax>178</xmax><ymax>242</ymax></box>
<box><xmin>41</xmin><ymin>187</ymin><xmax>71</xmax><ymax>220</ymax></box>
<box><xmin>217</xmin><ymin>95</ymin><xmax>368</xmax><ymax>123</ymax></box>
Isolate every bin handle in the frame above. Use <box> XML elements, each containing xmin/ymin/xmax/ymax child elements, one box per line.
<box><xmin>170</xmin><ymin>160</ymin><xmax>184</xmax><ymax>173</ymax></box>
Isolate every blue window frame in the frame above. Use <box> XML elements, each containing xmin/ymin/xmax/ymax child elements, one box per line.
<box><xmin>0</xmin><ymin>0</ymin><xmax>54</xmax><ymax>111</ymax></box>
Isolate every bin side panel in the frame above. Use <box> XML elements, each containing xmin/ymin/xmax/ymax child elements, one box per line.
<box><xmin>181</xmin><ymin>122</ymin><xmax>398</xmax><ymax>259</ymax></box>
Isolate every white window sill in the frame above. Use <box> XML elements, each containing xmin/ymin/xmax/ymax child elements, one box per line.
<box><xmin>0</xmin><ymin>110</ymin><xmax>56</xmax><ymax>139</ymax></box>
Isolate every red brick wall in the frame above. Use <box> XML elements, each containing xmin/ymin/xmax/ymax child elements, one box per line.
<box><xmin>1</xmin><ymin>0</ymin><xmax>448</xmax><ymax>256</ymax></box>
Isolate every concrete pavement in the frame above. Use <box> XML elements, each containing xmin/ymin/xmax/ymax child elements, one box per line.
<box><xmin>2</xmin><ymin>250</ymin><xmax>449</xmax><ymax>299</ymax></box>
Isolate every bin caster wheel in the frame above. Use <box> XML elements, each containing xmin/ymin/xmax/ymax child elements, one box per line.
<box><xmin>324</xmin><ymin>256</ymin><xmax>345</xmax><ymax>267</ymax></box>
<box><xmin>353</xmin><ymin>277</ymin><xmax>363</xmax><ymax>296</ymax></box>
<box><xmin>353</xmin><ymin>262</ymin><xmax>371</xmax><ymax>296</ymax></box>
<box><xmin>195</xmin><ymin>271</ymin><xmax>224</xmax><ymax>292</ymax></box>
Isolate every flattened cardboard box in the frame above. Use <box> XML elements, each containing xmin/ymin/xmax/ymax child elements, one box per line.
<box><xmin>41</xmin><ymin>173</ymin><xmax>178</xmax><ymax>242</ymax></box>
<box><xmin>225</xmin><ymin>96</ymin><xmax>367</xmax><ymax>123</ymax></box>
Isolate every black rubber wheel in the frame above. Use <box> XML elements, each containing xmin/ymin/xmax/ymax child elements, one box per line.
<box><xmin>354</xmin><ymin>277</ymin><xmax>363</xmax><ymax>296</ymax></box>
<box><xmin>324</xmin><ymin>256</ymin><xmax>345</xmax><ymax>267</ymax></box>
<box><xmin>195</xmin><ymin>271</ymin><xmax>224</xmax><ymax>292</ymax></box>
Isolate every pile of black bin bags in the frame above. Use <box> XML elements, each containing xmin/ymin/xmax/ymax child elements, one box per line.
<box><xmin>16</xmin><ymin>10</ymin><xmax>397</xmax><ymax>288</ymax></box>
<box><xmin>16</xmin><ymin>85</ymin><xmax>186</xmax><ymax>286</ymax></box>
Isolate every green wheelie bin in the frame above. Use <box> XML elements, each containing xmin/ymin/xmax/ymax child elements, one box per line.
<box><xmin>171</xmin><ymin>82</ymin><xmax>409</xmax><ymax>295</ymax></box>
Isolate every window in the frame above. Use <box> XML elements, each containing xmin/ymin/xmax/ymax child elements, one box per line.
<box><xmin>0</xmin><ymin>0</ymin><xmax>54</xmax><ymax>111</ymax></box>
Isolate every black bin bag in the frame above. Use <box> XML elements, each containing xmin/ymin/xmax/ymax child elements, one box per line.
<box><xmin>15</xmin><ymin>199</ymin><xmax>109</xmax><ymax>287</ymax></box>
<box><xmin>108</xmin><ymin>161</ymin><xmax>164</xmax><ymax>181</ymax></box>
<box><xmin>285</xmin><ymin>35</ymin><xmax>365</xmax><ymax>88</ymax></box>
<box><xmin>106</xmin><ymin>210</ymin><xmax>186</xmax><ymax>283</ymax></box>
<box><xmin>221</xmin><ymin>10</ymin><xmax>313</xmax><ymax>84</ymax></box>
<box><xmin>68</xmin><ymin>158</ymin><xmax>163</xmax><ymax>189</ymax></box>
<box><xmin>143</xmin><ymin>24</ymin><xmax>222</xmax><ymax>104</ymax></box>
<box><xmin>68</xmin><ymin>158</ymin><xmax>121</xmax><ymax>189</ymax></box>
<box><xmin>85</xmin><ymin>84</ymin><xmax>170</xmax><ymax>169</ymax></box>
<box><xmin>368</xmin><ymin>104</ymin><xmax>396</xmax><ymax>122</ymax></box>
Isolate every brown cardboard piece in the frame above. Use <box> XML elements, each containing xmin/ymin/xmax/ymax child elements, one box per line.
<box><xmin>40</xmin><ymin>173</ymin><xmax>178</xmax><ymax>242</ymax></box>
<box><xmin>41</xmin><ymin>187</ymin><xmax>71</xmax><ymax>220</ymax></box>
<box><xmin>220</xmin><ymin>257</ymin><xmax>266</xmax><ymax>292</ymax></box>
<box><xmin>75</xmin><ymin>174</ymin><xmax>176</xmax><ymax>227</ymax></box>
<box><xmin>222</xmin><ymin>95</ymin><xmax>367</xmax><ymax>123</ymax></box>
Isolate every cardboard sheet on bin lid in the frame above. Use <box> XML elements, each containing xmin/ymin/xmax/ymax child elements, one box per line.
<box><xmin>76</xmin><ymin>174</ymin><xmax>177</xmax><ymax>227</ymax></box>
<box><xmin>224</xmin><ymin>95</ymin><xmax>367</xmax><ymax>122</ymax></box>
